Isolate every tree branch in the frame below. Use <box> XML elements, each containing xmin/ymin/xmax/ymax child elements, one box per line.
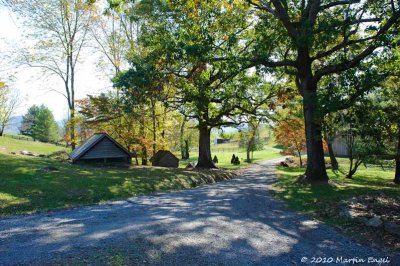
<box><xmin>315</xmin><ymin>11</ymin><xmax>400</xmax><ymax>79</ymax></box>
<box><xmin>320</xmin><ymin>0</ymin><xmax>361</xmax><ymax>11</ymax></box>
<box><xmin>270</xmin><ymin>0</ymin><xmax>299</xmax><ymax>39</ymax></box>
<box><xmin>246</xmin><ymin>0</ymin><xmax>279</xmax><ymax>19</ymax></box>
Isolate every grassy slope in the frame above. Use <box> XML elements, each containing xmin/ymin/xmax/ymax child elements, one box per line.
<box><xmin>0</xmin><ymin>136</ymin><xmax>68</xmax><ymax>154</ymax></box>
<box><xmin>0</xmin><ymin>136</ymin><xmax>281</xmax><ymax>216</ymax></box>
<box><xmin>273</xmin><ymin>158</ymin><xmax>398</xmax><ymax>220</ymax></box>
<box><xmin>0</xmin><ymin>153</ymin><xmax>237</xmax><ymax>216</ymax></box>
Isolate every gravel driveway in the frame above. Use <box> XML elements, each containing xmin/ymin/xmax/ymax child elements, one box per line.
<box><xmin>0</xmin><ymin>158</ymin><xmax>398</xmax><ymax>265</ymax></box>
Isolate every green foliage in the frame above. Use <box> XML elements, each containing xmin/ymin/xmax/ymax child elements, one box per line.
<box><xmin>231</xmin><ymin>154</ymin><xmax>236</xmax><ymax>164</ymax></box>
<box><xmin>230</xmin><ymin>154</ymin><xmax>240</xmax><ymax>165</ymax></box>
<box><xmin>109</xmin><ymin>1</ymin><xmax>277</xmax><ymax>168</ymax></box>
<box><xmin>238</xmin><ymin>119</ymin><xmax>264</xmax><ymax>152</ymax></box>
<box><xmin>212</xmin><ymin>155</ymin><xmax>218</xmax><ymax>164</ymax></box>
<box><xmin>20</xmin><ymin>105</ymin><xmax>59</xmax><ymax>143</ymax></box>
<box><xmin>20</xmin><ymin>105</ymin><xmax>39</xmax><ymax>138</ymax></box>
<box><xmin>246</xmin><ymin>1</ymin><xmax>400</xmax><ymax>181</ymax></box>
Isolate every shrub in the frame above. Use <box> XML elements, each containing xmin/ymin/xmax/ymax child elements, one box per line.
<box><xmin>213</xmin><ymin>155</ymin><xmax>219</xmax><ymax>164</ymax></box>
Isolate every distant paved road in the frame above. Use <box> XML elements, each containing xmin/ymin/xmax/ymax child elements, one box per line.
<box><xmin>0</xmin><ymin>158</ymin><xmax>398</xmax><ymax>265</ymax></box>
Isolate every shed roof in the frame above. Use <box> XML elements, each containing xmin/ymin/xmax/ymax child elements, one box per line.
<box><xmin>151</xmin><ymin>150</ymin><xmax>179</xmax><ymax>163</ymax></box>
<box><xmin>69</xmin><ymin>133</ymin><xmax>131</xmax><ymax>162</ymax></box>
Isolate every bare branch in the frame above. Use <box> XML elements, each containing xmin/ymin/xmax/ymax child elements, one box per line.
<box><xmin>320</xmin><ymin>0</ymin><xmax>361</xmax><ymax>11</ymax></box>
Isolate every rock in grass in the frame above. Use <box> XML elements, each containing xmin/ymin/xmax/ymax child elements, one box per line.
<box><xmin>366</xmin><ymin>216</ymin><xmax>383</xmax><ymax>227</ymax></box>
<box><xmin>20</xmin><ymin>151</ymin><xmax>35</xmax><ymax>156</ymax></box>
<box><xmin>384</xmin><ymin>222</ymin><xmax>400</xmax><ymax>236</ymax></box>
<box><xmin>279</xmin><ymin>161</ymin><xmax>289</xmax><ymax>167</ymax></box>
<box><xmin>339</xmin><ymin>207</ymin><xmax>357</xmax><ymax>219</ymax></box>
<box><xmin>355</xmin><ymin>216</ymin><xmax>369</xmax><ymax>224</ymax></box>
<box><xmin>40</xmin><ymin>166</ymin><xmax>59</xmax><ymax>172</ymax></box>
<box><xmin>185</xmin><ymin>161</ymin><xmax>197</xmax><ymax>169</ymax></box>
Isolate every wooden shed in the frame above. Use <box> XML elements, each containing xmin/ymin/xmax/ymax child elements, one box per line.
<box><xmin>69</xmin><ymin>133</ymin><xmax>132</xmax><ymax>164</ymax></box>
<box><xmin>151</xmin><ymin>150</ymin><xmax>179</xmax><ymax>168</ymax></box>
<box><xmin>332</xmin><ymin>133</ymin><xmax>352</xmax><ymax>157</ymax></box>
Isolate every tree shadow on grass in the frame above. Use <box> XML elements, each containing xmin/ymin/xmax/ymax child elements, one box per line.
<box><xmin>1</xmin><ymin>160</ymin><xmax>398</xmax><ymax>265</ymax></box>
<box><xmin>0</xmin><ymin>154</ymin><xmax>224</xmax><ymax>216</ymax></box>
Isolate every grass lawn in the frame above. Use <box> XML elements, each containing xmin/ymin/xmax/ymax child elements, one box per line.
<box><xmin>0</xmin><ymin>136</ymin><xmax>281</xmax><ymax>216</ymax></box>
<box><xmin>180</xmin><ymin>148</ymin><xmax>282</xmax><ymax>169</ymax></box>
<box><xmin>274</xmin><ymin>158</ymin><xmax>398</xmax><ymax>215</ymax></box>
<box><xmin>0</xmin><ymin>153</ymin><xmax>237</xmax><ymax>216</ymax></box>
<box><xmin>273</xmin><ymin>157</ymin><xmax>400</xmax><ymax>251</ymax></box>
<box><xmin>0</xmin><ymin>136</ymin><xmax>68</xmax><ymax>154</ymax></box>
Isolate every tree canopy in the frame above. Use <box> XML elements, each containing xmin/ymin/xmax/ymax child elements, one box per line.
<box><xmin>20</xmin><ymin>105</ymin><xmax>59</xmax><ymax>143</ymax></box>
<box><xmin>244</xmin><ymin>0</ymin><xmax>400</xmax><ymax>182</ymax></box>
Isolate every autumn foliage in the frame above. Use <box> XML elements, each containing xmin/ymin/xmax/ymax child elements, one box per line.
<box><xmin>274</xmin><ymin>116</ymin><xmax>306</xmax><ymax>167</ymax></box>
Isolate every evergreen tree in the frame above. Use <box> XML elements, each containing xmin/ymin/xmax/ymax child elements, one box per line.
<box><xmin>20</xmin><ymin>105</ymin><xmax>40</xmax><ymax>140</ymax></box>
<box><xmin>20</xmin><ymin>105</ymin><xmax>59</xmax><ymax>143</ymax></box>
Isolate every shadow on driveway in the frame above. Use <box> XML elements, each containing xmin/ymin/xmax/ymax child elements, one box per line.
<box><xmin>0</xmin><ymin>159</ymin><xmax>398</xmax><ymax>265</ymax></box>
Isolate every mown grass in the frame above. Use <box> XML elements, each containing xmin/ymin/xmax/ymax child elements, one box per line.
<box><xmin>0</xmin><ymin>136</ymin><xmax>281</xmax><ymax>216</ymax></box>
<box><xmin>0</xmin><ymin>136</ymin><xmax>68</xmax><ymax>154</ymax></box>
<box><xmin>273</xmin><ymin>158</ymin><xmax>400</xmax><ymax>252</ymax></box>
<box><xmin>180</xmin><ymin>148</ymin><xmax>282</xmax><ymax>169</ymax></box>
<box><xmin>273</xmin><ymin>158</ymin><xmax>398</xmax><ymax>219</ymax></box>
<box><xmin>0</xmin><ymin>153</ymin><xmax>237</xmax><ymax>216</ymax></box>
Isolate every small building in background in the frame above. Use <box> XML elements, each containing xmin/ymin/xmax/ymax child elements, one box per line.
<box><xmin>151</xmin><ymin>150</ymin><xmax>179</xmax><ymax>168</ymax></box>
<box><xmin>69</xmin><ymin>133</ymin><xmax>132</xmax><ymax>164</ymax></box>
<box><xmin>332</xmin><ymin>133</ymin><xmax>351</xmax><ymax>157</ymax></box>
<box><xmin>213</xmin><ymin>138</ymin><xmax>230</xmax><ymax>145</ymax></box>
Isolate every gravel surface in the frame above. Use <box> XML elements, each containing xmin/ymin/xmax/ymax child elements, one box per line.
<box><xmin>0</xmin><ymin>158</ymin><xmax>398</xmax><ymax>265</ymax></box>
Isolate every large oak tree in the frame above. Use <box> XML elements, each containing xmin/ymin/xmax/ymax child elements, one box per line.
<box><xmin>246</xmin><ymin>0</ymin><xmax>400</xmax><ymax>182</ymax></box>
<box><xmin>115</xmin><ymin>0</ymin><xmax>276</xmax><ymax>168</ymax></box>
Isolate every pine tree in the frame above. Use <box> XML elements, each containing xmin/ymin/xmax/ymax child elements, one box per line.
<box><xmin>20</xmin><ymin>105</ymin><xmax>59</xmax><ymax>143</ymax></box>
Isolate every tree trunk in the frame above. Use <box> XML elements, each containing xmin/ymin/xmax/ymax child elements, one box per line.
<box><xmin>297</xmin><ymin>147</ymin><xmax>303</xmax><ymax>168</ymax></box>
<box><xmin>395</xmin><ymin>156</ymin><xmax>400</xmax><ymax>184</ymax></box>
<box><xmin>69</xmin><ymin>52</ymin><xmax>76</xmax><ymax>150</ymax></box>
<box><xmin>184</xmin><ymin>139</ymin><xmax>190</xmax><ymax>160</ymax></box>
<box><xmin>141</xmin><ymin>142</ymin><xmax>148</xmax><ymax>165</ymax></box>
<box><xmin>196</xmin><ymin>125</ymin><xmax>216</xmax><ymax>168</ymax></box>
<box><xmin>180</xmin><ymin>118</ymin><xmax>186</xmax><ymax>160</ymax></box>
<box><xmin>246</xmin><ymin>147</ymin><xmax>251</xmax><ymax>163</ymax></box>
<box><xmin>324</xmin><ymin>129</ymin><xmax>339</xmax><ymax>171</ymax></box>
<box><xmin>395</xmin><ymin>126</ymin><xmax>400</xmax><ymax>184</ymax></box>
<box><xmin>327</xmin><ymin>141</ymin><xmax>339</xmax><ymax>171</ymax></box>
<box><xmin>151</xmin><ymin>101</ymin><xmax>157</xmax><ymax>157</ymax></box>
<box><xmin>347</xmin><ymin>158</ymin><xmax>362</xmax><ymax>179</ymax></box>
<box><xmin>139</xmin><ymin>116</ymin><xmax>147</xmax><ymax>166</ymax></box>
<box><xmin>134</xmin><ymin>153</ymin><xmax>139</xmax><ymax>165</ymax></box>
<box><xmin>246</xmin><ymin>120</ymin><xmax>258</xmax><ymax>163</ymax></box>
<box><xmin>302</xmin><ymin>90</ymin><xmax>329</xmax><ymax>183</ymax></box>
<box><xmin>347</xmin><ymin>156</ymin><xmax>354</xmax><ymax>179</ymax></box>
<box><xmin>246</xmin><ymin>138</ymin><xmax>254</xmax><ymax>163</ymax></box>
<box><xmin>70</xmin><ymin>109</ymin><xmax>76</xmax><ymax>150</ymax></box>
